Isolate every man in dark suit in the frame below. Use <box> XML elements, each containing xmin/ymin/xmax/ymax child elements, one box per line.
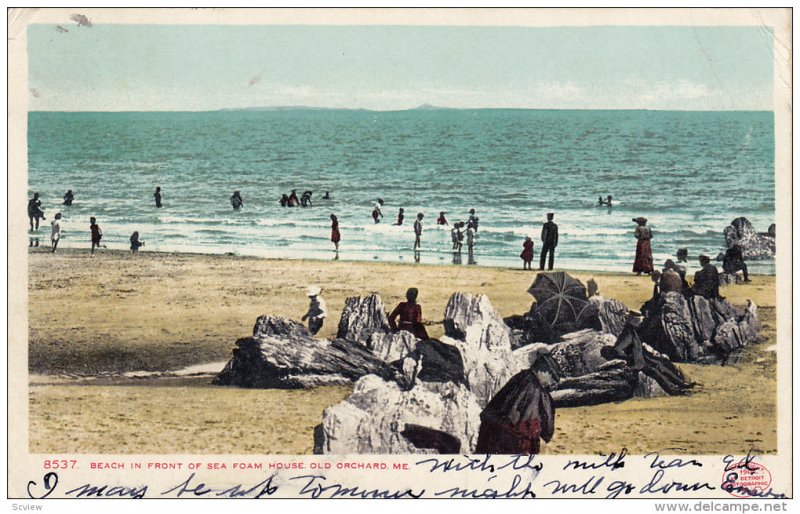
<box><xmin>539</xmin><ymin>212</ymin><xmax>558</xmax><ymax>271</ymax></box>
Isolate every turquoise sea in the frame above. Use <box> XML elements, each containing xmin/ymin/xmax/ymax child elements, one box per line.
<box><xmin>27</xmin><ymin>109</ymin><xmax>775</xmax><ymax>273</ymax></box>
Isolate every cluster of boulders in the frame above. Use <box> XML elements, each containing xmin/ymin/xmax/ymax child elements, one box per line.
<box><xmin>637</xmin><ymin>293</ymin><xmax>759</xmax><ymax>364</ymax></box>
<box><xmin>212</xmin><ymin>315</ymin><xmax>397</xmax><ymax>389</ymax></box>
<box><xmin>320</xmin><ymin>292</ymin><xmax>543</xmax><ymax>454</ymax></box>
<box><xmin>213</xmin><ymin>271</ymin><xmax>762</xmax><ymax>454</ymax></box>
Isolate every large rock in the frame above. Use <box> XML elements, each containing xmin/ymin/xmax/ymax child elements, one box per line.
<box><xmin>337</xmin><ymin>294</ymin><xmax>390</xmax><ymax>343</ymax></box>
<box><xmin>401</xmin><ymin>339</ymin><xmax>467</xmax><ymax>387</ymax></box>
<box><xmin>213</xmin><ymin>316</ymin><xmax>398</xmax><ymax>388</ymax></box>
<box><xmin>253</xmin><ymin>315</ymin><xmax>310</xmax><ymax>339</ymax></box>
<box><xmin>548</xmin><ymin>363</ymin><xmax>639</xmax><ymax>408</ymax></box>
<box><xmin>638</xmin><ymin>293</ymin><xmax>760</xmax><ymax>363</ymax></box>
<box><xmin>369</xmin><ymin>330</ymin><xmax>418</xmax><ymax>363</ymax></box>
<box><xmin>713</xmin><ymin>300</ymin><xmax>761</xmax><ymax>357</ymax></box>
<box><xmin>588</xmin><ymin>296</ymin><xmax>630</xmax><ymax>337</ymax></box>
<box><xmin>637</xmin><ymin>292</ymin><xmax>705</xmax><ymax>362</ymax></box>
<box><xmin>634</xmin><ymin>373</ymin><xmax>667</xmax><ymax>398</ymax></box>
<box><xmin>442</xmin><ymin>293</ymin><xmax>523</xmax><ymax>407</ymax></box>
<box><xmin>549</xmin><ymin>329</ymin><xmax>618</xmax><ymax>376</ymax></box>
<box><xmin>723</xmin><ymin>217</ymin><xmax>775</xmax><ymax>260</ymax></box>
<box><xmin>515</xmin><ymin>329</ymin><xmax>672</xmax><ymax>406</ymax></box>
<box><xmin>443</xmin><ymin>292</ymin><xmax>515</xmax><ymax>350</ymax></box>
<box><xmin>318</xmin><ymin>375</ymin><xmax>482</xmax><ymax>454</ymax></box>
<box><xmin>336</xmin><ymin>294</ymin><xmax>420</xmax><ymax>362</ymax></box>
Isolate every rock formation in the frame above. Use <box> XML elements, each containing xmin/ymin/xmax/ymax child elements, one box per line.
<box><xmin>337</xmin><ymin>293</ymin><xmax>421</xmax><ymax>362</ymax></box>
<box><xmin>637</xmin><ymin>292</ymin><xmax>760</xmax><ymax>363</ymax></box>
<box><xmin>369</xmin><ymin>330</ymin><xmax>418</xmax><ymax>363</ymax></box>
<box><xmin>535</xmin><ymin>329</ymin><xmax>640</xmax><ymax>407</ymax></box>
<box><xmin>318</xmin><ymin>375</ymin><xmax>482</xmax><ymax>454</ymax></box>
<box><xmin>337</xmin><ymin>294</ymin><xmax>391</xmax><ymax>343</ymax></box>
<box><xmin>588</xmin><ymin>295</ymin><xmax>631</xmax><ymax>337</ymax></box>
<box><xmin>723</xmin><ymin>217</ymin><xmax>775</xmax><ymax>260</ymax></box>
<box><xmin>400</xmin><ymin>338</ymin><xmax>467</xmax><ymax>387</ymax></box>
<box><xmin>213</xmin><ymin>316</ymin><xmax>397</xmax><ymax>388</ymax></box>
<box><xmin>514</xmin><ymin>328</ymin><xmax>680</xmax><ymax>406</ymax></box>
<box><xmin>442</xmin><ymin>292</ymin><xmax>523</xmax><ymax>407</ymax></box>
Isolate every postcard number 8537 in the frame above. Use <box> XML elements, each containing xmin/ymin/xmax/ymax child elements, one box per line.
<box><xmin>43</xmin><ymin>460</ymin><xmax>77</xmax><ymax>470</ymax></box>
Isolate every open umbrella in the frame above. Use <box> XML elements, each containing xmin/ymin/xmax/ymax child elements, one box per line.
<box><xmin>528</xmin><ymin>272</ymin><xmax>596</xmax><ymax>334</ymax></box>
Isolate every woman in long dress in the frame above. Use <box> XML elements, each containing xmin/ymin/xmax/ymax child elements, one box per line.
<box><xmin>632</xmin><ymin>217</ymin><xmax>654</xmax><ymax>275</ymax></box>
<box><xmin>330</xmin><ymin>214</ymin><xmax>340</xmax><ymax>251</ymax></box>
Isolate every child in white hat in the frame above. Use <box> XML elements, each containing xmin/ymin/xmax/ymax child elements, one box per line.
<box><xmin>301</xmin><ymin>285</ymin><xmax>327</xmax><ymax>335</ymax></box>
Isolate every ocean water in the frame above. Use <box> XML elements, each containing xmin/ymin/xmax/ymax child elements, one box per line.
<box><xmin>27</xmin><ymin>109</ymin><xmax>776</xmax><ymax>273</ymax></box>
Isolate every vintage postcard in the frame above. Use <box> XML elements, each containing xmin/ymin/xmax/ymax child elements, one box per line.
<box><xmin>7</xmin><ymin>7</ymin><xmax>793</xmax><ymax>505</ymax></box>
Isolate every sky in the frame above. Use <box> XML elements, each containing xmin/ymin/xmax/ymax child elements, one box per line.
<box><xmin>27</xmin><ymin>24</ymin><xmax>775</xmax><ymax>111</ymax></box>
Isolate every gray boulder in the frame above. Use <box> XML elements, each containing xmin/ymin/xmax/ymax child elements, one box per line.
<box><xmin>638</xmin><ymin>293</ymin><xmax>760</xmax><ymax>363</ymax></box>
<box><xmin>516</xmin><ymin>329</ymin><xmax>674</xmax><ymax>406</ymax></box>
<box><xmin>588</xmin><ymin>296</ymin><xmax>631</xmax><ymax>337</ymax></box>
<box><xmin>253</xmin><ymin>315</ymin><xmax>310</xmax><ymax>339</ymax></box>
<box><xmin>638</xmin><ymin>292</ymin><xmax>705</xmax><ymax>362</ymax></box>
<box><xmin>369</xmin><ymin>330</ymin><xmax>418</xmax><ymax>363</ymax></box>
<box><xmin>318</xmin><ymin>375</ymin><xmax>482</xmax><ymax>454</ymax></box>
<box><xmin>723</xmin><ymin>217</ymin><xmax>775</xmax><ymax>260</ymax></box>
<box><xmin>548</xmin><ymin>362</ymin><xmax>639</xmax><ymax>408</ymax></box>
<box><xmin>444</xmin><ymin>292</ymin><xmax>516</xmax><ymax>350</ymax></box>
<box><xmin>401</xmin><ymin>338</ymin><xmax>467</xmax><ymax>387</ymax></box>
<box><xmin>633</xmin><ymin>372</ymin><xmax>667</xmax><ymax>398</ymax></box>
<box><xmin>713</xmin><ymin>300</ymin><xmax>760</xmax><ymax>357</ymax></box>
<box><xmin>544</xmin><ymin>330</ymin><xmax>641</xmax><ymax>407</ymax></box>
<box><xmin>442</xmin><ymin>292</ymin><xmax>523</xmax><ymax>407</ymax></box>
<box><xmin>337</xmin><ymin>294</ymin><xmax>390</xmax><ymax>343</ymax></box>
<box><xmin>213</xmin><ymin>316</ymin><xmax>398</xmax><ymax>388</ymax></box>
<box><xmin>337</xmin><ymin>294</ymin><xmax>420</xmax><ymax>362</ymax></box>
<box><xmin>549</xmin><ymin>329</ymin><xmax>618</xmax><ymax>376</ymax></box>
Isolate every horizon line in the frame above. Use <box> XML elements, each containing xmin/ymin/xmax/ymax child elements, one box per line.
<box><xmin>28</xmin><ymin>106</ymin><xmax>775</xmax><ymax>114</ymax></box>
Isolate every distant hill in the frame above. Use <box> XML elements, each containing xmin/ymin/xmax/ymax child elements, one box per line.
<box><xmin>410</xmin><ymin>103</ymin><xmax>453</xmax><ymax>111</ymax></box>
<box><xmin>218</xmin><ymin>105</ymin><xmax>371</xmax><ymax>112</ymax></box>
<box><xmin>219</xmin><ymin>104</ymin><xmax>456</xmax><ymax>112</ymax></box>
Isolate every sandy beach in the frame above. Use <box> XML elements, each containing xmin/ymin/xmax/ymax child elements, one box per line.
<box><xmin>28</xmin><ymin>249</ymin><xmax>777</xmax><ymax>454</ymax></box>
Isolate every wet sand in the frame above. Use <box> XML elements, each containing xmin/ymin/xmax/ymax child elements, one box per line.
<box><xmin>27</xmin><ymin>249</ymin><xmax>777</xmax><ymax>454</ymax></box>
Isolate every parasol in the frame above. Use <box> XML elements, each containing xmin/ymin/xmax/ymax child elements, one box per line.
<box><xmin>528</xmin><ymin>272</ymin><xmax>596</xmax><ymax>334</ymax></box>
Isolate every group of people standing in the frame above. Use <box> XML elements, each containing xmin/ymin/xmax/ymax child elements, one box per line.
<box><xmin>328</xmin><ymin>203</ymin><xmax>483</xmax><ymax>262</ymax></box>
<box><xmin>28</xmin><ymin>191</ymin><xmax>146</xmax><ymax>256</ymax></box>
<box><xmin>631</xmin><ymin>215</ymin><xmax>752</xmax><ymax>305</ymax></box>
<box><xmin>28</xmin><ymin>185</ymin><xmax>758</xmax><ymax>288</ymax></box>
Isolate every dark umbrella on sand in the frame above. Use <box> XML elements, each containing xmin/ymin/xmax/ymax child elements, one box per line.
<box><xmin>528</xmin><ymin>272</ymin><xmax>595</xmax><ymax>334</ymax></box>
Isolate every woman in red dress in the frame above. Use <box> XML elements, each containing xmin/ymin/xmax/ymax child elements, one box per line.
<box><xmin>330</xmin><ymin>214</ymin><xmax>340</xmax><ymax>251</ymax></box>
<box><xmin>331</xmin><ymin>214</ymin><xmax>342</xmax><ymax>252</ymax></box>
<box><xmin>520</xmin><ymin>236</ymin><xmax>534</xmax><ymax>270</ymax></box>
<box><xmin>388</xmin><ymin>287</ymin><xmax>429</xmax><ymax>340</ymax></box>
<box><xmin>632</xmin><ymin>217</ymin><xmax>654</xmax><ymax>275</ymax></box>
